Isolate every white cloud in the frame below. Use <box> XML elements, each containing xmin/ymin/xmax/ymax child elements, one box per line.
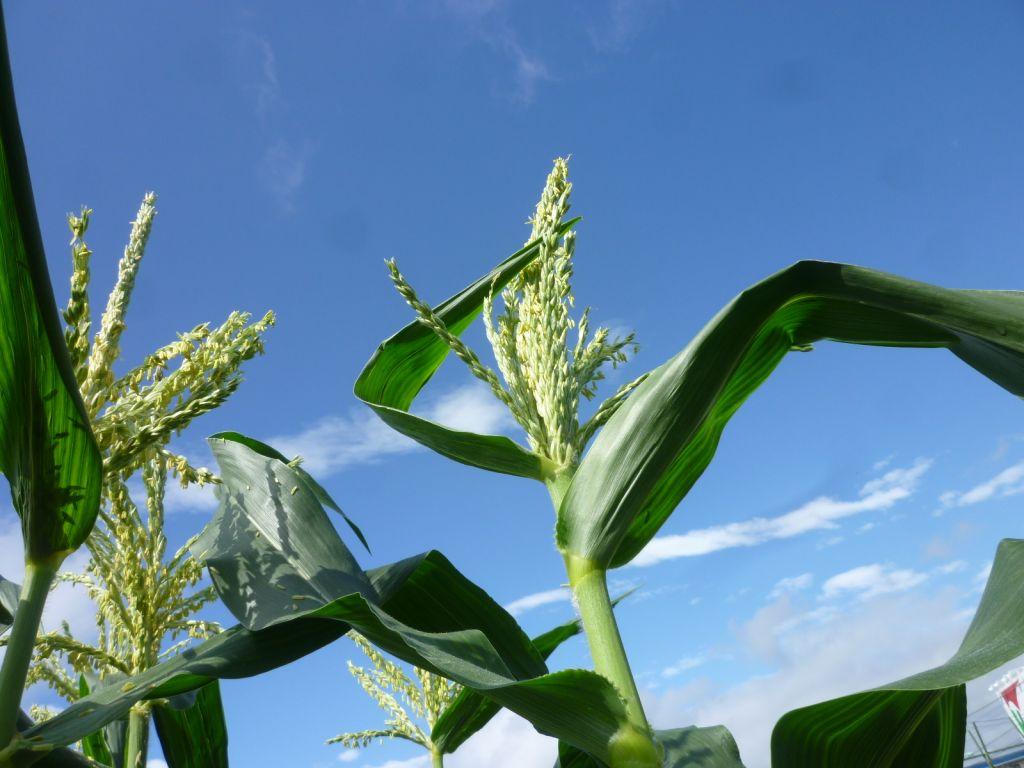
<box><xmin>940</xmin><ymin>460</ymin><xmax>1024</xmax><ymax>508</ymax></box>
<box><xmin>663</xmin><ymin>655</ymin><xmax>707</xmax><ymax>678</ymax></box>
<box><xmin>147</xmin><ymin>760</ymin><xmax>169</xmax><ymax>768</ymax></box>
<box><xmin>645</xmin><ymin>588</ymin><xmax>972</xmax><ymax>768</ymax></box>
<box><xmin>440</xmin><ymin>0</ymin><xmax>550</xmax><ymax>105</ymax></box>
<box><xmin>768</xmin><ymin>573</ymin><xmax>813</xmax><ymax>600</ymax></box>
<box><xmin>0</xmin><ymin>519</ymin><xmax>96</xmax><ymax>642</ymax></box>
<box><xmin>359</xmin><ymin>711</ymin><xmax>555</xmax><ymax>768</ymax></box>
<box><xmin>237</xmin><ymin>31</ymin><xmax>279</xmax><ymax>117</ymax></box>
<box><xmin>872</xmin><ymin>455</ymin><xmax>894</xmax><ymax>471</ymax></box>
<box><xmin>633</xmin><ymin>459</ymin><xmax>931</xmax><ymax>567</ymax></box>
<box><xmin>821</xmin><ymin>564</ymin><xmax>928</xmax><ymax>601</ymax></box>
<box><xmin>336</xmin><ymin>750</ymin><xmax>359</xmax><ymax>763</ymax></box>
<box><xmin>269</xmin><ymin>383</ymin><xmax>514</xmax><ymax>478</ymax></box>
<box><xmin>504</xmin><ymin>587</ymin><xmax>570</xmax><ymax>617</ymax></box>
<box><xmin>587</xmin><ymin>0</ymin><xmax>659</xmax><ymax>52</ymax></box>
<box><xmin>975</xmin><ymin>561</ymin><xmax>994</xmax><ymax>588</ymax></box>
<box><xmin>260</xmin><ymin>139</ymin><xmax>315</xmax><ymax>213</ymax></box>
<box><xmin>446</xmin><ymin>710</ymin><xmax>554</xmax><ymax>767</ymax></box>
<box><xmin>162</xmin><ymin>481</ymin><xmax>218</xmax><ymax>515</ymax></box>
<box><xmin>361</xmin><ymin>758</ymin><xmax>428</xmax><ymax>768</ymax></box>
<box><xmin>936</xmin><ymin>560</ymin><xmax>967</xmax><ymax>575</ymax></box>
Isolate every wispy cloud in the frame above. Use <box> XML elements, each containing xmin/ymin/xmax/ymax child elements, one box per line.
<box><xmin>587</xmin><ymin>0</ymin><xmax>662</xmax><ymax>53</ymax></box>
<box><xmin>768</xmin><ymin>573</ymin><xmax>813</xmax><ymax>600</ymax></box>
<box><xmin>234</xmin><ymin>27</ymin><xmax>315</xmax><ymax>211</ymax></box>
<box><xmin>820</xmin><ymin>564</ymin><xmax>928</xmax><ymax>602</ymax></box>
<box><xmin>939</xmin><ymin>460</ymin><xmax>1024</xmax><ymax>509</ymax></box>
<box><xmin>336</xmin><ymin>750</ymin><xmax>359</xmax><ymax>763</ymax></box>
<box><xmin>645</xmin><ymin>589</ymin><xmax>971</xmax><ymax>767</ymax></box>
<box><xmin>662</xmin><ymin>654</ymin><xmax>707</xmax><ymax>678</ymax></box>
<box><xmin>238</xmin><ymin>31</ymin><xmax>279</xmax><ymax>118</ymax></box>
<box><xmin>441</xmin><ymin>0</ymin><xmax>550</xmax><ymax>104</ymax></box>
<box><xmin>632</xmin><ymin>459</ymin><xmax>931</xmax><ymax>567</ymax></box>
<box><xmin>259</xmin><ymin>139</ymin><xmax>315</xmax><ymax>214</ymax></box>
<box><xmin>504</xmin><ymin>587</ymin><xmax>570</xmax><ymax>617</ymax></box>
<box><xmin>269</xmin><ymin>383</ymin><xmax>514</xmax><ymax>478</ymax></box>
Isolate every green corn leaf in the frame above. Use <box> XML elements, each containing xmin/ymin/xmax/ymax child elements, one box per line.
<box><xmin>430</xmin><ymin>591</ymin><xmax>632</xmax><ymax>755</ymax></box>
<box><xmin>771</xmin><ymin>537</ymin><xmax>1024</xmax><ymax>767</ymax></box>
<box><xmin>431</xmin><ymin>613</ymin><xmax>585</xmax><ymax>754</ymax></box>
<box><xmin>13</xmin><ymin>710</ymin><xmax>100</xmax><ymax>767</ymax></box>
<box><xmin>14</xmin><ymin>435</ymin><xmax>630</xmax><ymax>765</ymax></box>
<box><xmin>0</xmin><ymin>6</ymin><xmax>101</xmax><ymax>564</ymax></box>
<box><xmin>555</xmin><ymin>725</ymin><xmax>746</xmax><ymax>767</ymax></box>
<box><xmin>77</xmin><ymin>677</ymin><xmax>114</xmax><ymax>767</ymax></box>
<box><xmin>0</xmin><ymin>574</ymin><xmax>18</xmax><ymax>633</ymax></box>
<box><xmin>353</xmin><ymin>220</ymin><xmax>578</xmax><ymax>481</ymax></box>
<box><xmin>207</xmin><ymin>430</ymin><xmax>370</xmax><ymax>553</ymax></box>
<box><xmin>152</xmin><ymin>682</ymin><xmax>229</xmax><ymax>768</ymax></box>
<box><xmin>559</xmin><ymin>261</ymin><xmax>1024</xmax><ymax>569</ymax></box>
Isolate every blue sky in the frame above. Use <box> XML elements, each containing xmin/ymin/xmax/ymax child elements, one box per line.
<box><xmin>2</xmin><ymin>1</ymin><xmax>1024</xmax><ymax>766</ymax></box>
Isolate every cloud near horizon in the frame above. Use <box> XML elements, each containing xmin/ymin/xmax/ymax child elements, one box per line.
<box><xmin>939</xmin><ymin>459</ymin><xmax>1024</xmax><ymax>509</ymax></box>
<box><xmin>268</xmin><ymin>383</ymin><xmax>514</xmax><ymax>478</ymax></box>
<box><xmin>632</xmin><ymin>459</ymin><xmax>932</xmax><ymax>567</ymax></box>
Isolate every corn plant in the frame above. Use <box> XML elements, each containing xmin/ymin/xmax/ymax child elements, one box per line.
<box><xmin>24</xmin><ymin>151</ymin><xmax>1024</xmax><ymax>768</ymax></box>
<box><xmin>17</xmin><ymin>197</ymin><xmax>271</xmax><ymax>768</ymax></box>
<box><xmin>0</xmin><ymin>1</ymin><xmax>104</xmax><ymax>754</ymax></box>
<box><xmin>0</xmin><ymin>5</ymin><xmax>268</xmax><ymax>765</ymax></box>
<box><xmin>5</xmin><ymin>3</ymin><xmax>1024</xmax><ymax>767</ymax></box>
<box><xmin>349</xmin><ymin>157</ymin><xmax>1024</xmax><ymax>767</ymax></box>
<box><xmin>331</xmin><ymin>609</ymin><xmax>594</xmax><ymax>767</ymax></box>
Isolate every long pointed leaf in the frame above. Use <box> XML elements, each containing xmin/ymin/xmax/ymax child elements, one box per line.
<box><xmin>0</xmin><ymin>6</ymin><xmax>101</xmax><ymax>563</ymax></box>
<box><xmin>353</xmin><ymin>220</ymin><xmax>578</xmax><ymax>481</ymax></box>
<box><xmin>14</xmin><ymin>710</ymin><xmax>100</xmax><ymax>767</ymax></box>
<box><xmin>152</xmin><ymin>682</ymin><xmax>228</xmax><ymax>768</ymax></box>
<box><xmin>431</xmin><ymin>613</ymin><xmax>585</xmax><ymax>754</ymax></box>
<box><xmin>0</xmin><ymin>574</ymin><xmax>18</xmax><ymax>633</ymax></box>
<box><xmin>207</xmin><ymin>430</ymin><xmax>369</xmax><ymax>553</ymax></box>
<box><xmin>15</xmin><ymin>436</ymin><xmax>630</xmax><ymax>765</ymax></box>
<box><xmin>77</xmin><ymin>676</ymin><xmax>114</xmax><ymax>766</ymax></box>
<box><xmin>771</xmin><ymin>538</ymin><xmax>1024</xmax><ymax>767</ymax></box>
<box><xmin>560</xmin><ymin>261</ymin><xmax>1024</xmax><ymax>568</ymax></box>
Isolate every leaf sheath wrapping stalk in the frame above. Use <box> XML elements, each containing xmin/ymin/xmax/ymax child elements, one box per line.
<box><xmin>560</xmin><ymin>261</ymin><xmax>1024</xmax><ymax>569</ymax></box>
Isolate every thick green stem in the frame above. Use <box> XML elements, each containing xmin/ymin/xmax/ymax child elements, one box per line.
<box><xmin>0</xmin><ymin>559</ymin><xmax>58</xmax><ymax>751</ymax></box>
<box><xmin>547</xmin><ymin>475</ymin><xmax>660</xmax><ymax>768</ymax></box>
<box><xmin>431</xmin><ymin>747</ymin><xmax>444</xmax><ymax>768</ymax></box>
<box><xmin>124</xmin><ymin>708</ymin><xmax>150</xmax><ymax>768</ymax></box>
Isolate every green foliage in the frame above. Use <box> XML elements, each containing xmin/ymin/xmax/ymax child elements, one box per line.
<box><xmin>327</xmin><ymin>632</ymin><xmax>460</xmax><ymax>760</ymax></box>
<box><xmin>356</xmin><ymin>156</ymin><xmax>1024</xmax><ymax>766</ymax></box>
<box><xmin>151</xmin><ymin>684</ymin><xmax>228</xmax><ymax>768</ymax></box>
<box><xmin>11</xmin><ymin>436</ymin><xmax>631</xmax><ymax>764</ymax></box>
<box><xmin>555</xmin><ymin>726</ymin><xmax>746</xmax><ymax>768</ymax></box>
<box><xmin>772</xmin><ymin>538</ymin><xmax>1024</xmax><ymax>767</ymax></box>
